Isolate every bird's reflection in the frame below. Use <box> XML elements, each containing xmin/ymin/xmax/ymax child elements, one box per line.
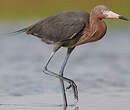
<box><xmin>63</xmin><ymin>106</ymin><xmax>79</xmax><ymax>110</ymax></box>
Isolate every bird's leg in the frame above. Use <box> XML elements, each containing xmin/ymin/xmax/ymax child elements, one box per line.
<box><xmin>44</xmin><ymin>44</ymin><xmax>60</xmax><ymax>70</ymax></box>
<box><xmin>59</xmin><ymin>47</ymin><xmax>75</xmax><ymax>106</ymax></box>
<box><xmin>43</xmin><ymin>69</ymin><xmax>78</xmax><ymax>102</ymax></box>
<box><xmin>44</xmin><ymin>52</ymin><xmax>55</xmax><ymax>70</ymax></box>
<box><xmin>43</xmin><ymin>47</ymin><xmax>78</xmax><ymax>104</ymax></box>
<box><xmin>62</xmin><ymin>48</ymin><xmax>79</xmax><ymax>101</ymax></box>
<box><xmin>59</xmin><ymin>54</ymin><xmax>69</xmax><ymax>106</ymax></box>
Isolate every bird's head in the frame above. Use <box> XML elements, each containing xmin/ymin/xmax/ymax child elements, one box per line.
<box><xmin>92</xmin><ymin>5</ymin><xmax>129</xmax><ymax>21</ymax></box>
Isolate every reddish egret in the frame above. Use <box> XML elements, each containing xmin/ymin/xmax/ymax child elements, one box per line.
<box><xmin>14</xmin><ymin>5</ymin><xmax>128</xmax><ymax>106</ymax></box>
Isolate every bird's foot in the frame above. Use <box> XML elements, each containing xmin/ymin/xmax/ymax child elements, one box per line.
<box><xmin>66</xmin><ymin>80</ymin><xmax>78</xmax><ymax>101</ymax></box>
<box><xmin>66</xmin><ymin>84</ymin><xmax>72</xmax><ymax>90</ymax></box>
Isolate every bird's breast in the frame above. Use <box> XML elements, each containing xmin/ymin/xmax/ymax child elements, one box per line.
<box><xmin>88</xmin><ymin>21</ymin><xmax>107</xmax><ymax>42</ymax></box>
<box><xmin>72</xmin><ymin>20</ymin><xmax>107</xmax><ymax>47</ymax></box>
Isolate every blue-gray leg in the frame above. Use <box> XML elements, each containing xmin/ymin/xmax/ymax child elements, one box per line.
<box><xmin>59</xmin><ymin>47</ymin><xmax>75</xmax><ymax>106</ymax></box>
<box><xmin>43</xmin><ymin>47</ymin><xmax>78</xmax><ymax>106</ymax></box>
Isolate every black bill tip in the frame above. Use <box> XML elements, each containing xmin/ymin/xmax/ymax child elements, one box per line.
<box><xmin>119</xmin><ymin>16</ymin><xmax>129</xmax><ymax>21</ymax></box>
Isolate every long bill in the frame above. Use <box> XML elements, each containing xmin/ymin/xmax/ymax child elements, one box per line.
<box><xmin>105</xmin><ymin>11</ymin><xmax>129</xmax><ymax>21</ymax></box>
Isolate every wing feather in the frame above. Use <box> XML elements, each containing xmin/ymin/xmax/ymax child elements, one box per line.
<box><xmin>26</xmin><ymin>11</ymin><xmax>90</xmax><ymax>43</ymax></box>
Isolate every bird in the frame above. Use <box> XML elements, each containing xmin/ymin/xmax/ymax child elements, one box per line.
<box><xmin>13</xmin><ymin>5</ymin><xmax>128</xmax><ymax>106</ymax></box>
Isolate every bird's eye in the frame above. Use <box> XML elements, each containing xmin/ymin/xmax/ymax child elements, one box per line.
<box><xmin>101</xmin><ymin>10</ymin><xmax>110</xmax><ymax>14</ymax></box>
<box><xmin>101</xmin><ymin>10</ymin><xmax>105</xmax><ymax>14</ymax></box>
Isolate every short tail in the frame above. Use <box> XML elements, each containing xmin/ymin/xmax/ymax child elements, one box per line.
<box><xmin>13</xmin><ymin>28</ymin><xmax>27</xmax><ymax>33</ymax></box>
<box><xmin>2</xmin><ymin>27</ymin><xmax>28</xmax><ymax>37</ymax></box>
<box><xmin>6</xmin><ymin>24</ymin><xmax>33</xmax><ymax>36</ymax></box>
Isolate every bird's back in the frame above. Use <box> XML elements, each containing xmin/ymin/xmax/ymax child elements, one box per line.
<box><xmin>25</xmin><ymin>11</ymin><xmax>90</xmax><ymax>46</ymax></box>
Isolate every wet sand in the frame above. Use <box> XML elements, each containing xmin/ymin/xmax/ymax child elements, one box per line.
<box><xmin>0</xmin><ymin>92</ymin><xmax>130</xmax><ymax>110</ymax></box>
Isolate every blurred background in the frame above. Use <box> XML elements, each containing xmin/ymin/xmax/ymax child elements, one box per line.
<box><xmin>0</xmin><ymin>0</ymin><xmax>130</xmax><ymax>98</ymax></box>
<box><xmin>0</xmin><ymin>0</ymin><xmax>129</xmax><ymax>19</ymax></box>
<box><xmin>0</xmin><ymin>0</ymin><xmax>130</xmax><ymax>26</ymax></box>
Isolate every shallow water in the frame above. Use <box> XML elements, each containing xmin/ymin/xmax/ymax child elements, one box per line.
<box><xmin>0</xmin><ymin>24</ymin><xmax>130</xmax><ymax>109</ymax></box>
<box><xmin>0</xmin><ymin>92</ymin><xmax>130</xmax><ymax>110</ymax></box>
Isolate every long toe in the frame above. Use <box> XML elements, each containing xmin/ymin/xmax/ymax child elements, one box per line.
<box><xmin>66</xmin><ymin>84</ymin><xmax>72</xmax><ymax>91</ymax></box>
<box><xmin>72</xmin><ymin>83</ymin><xmax>78</xmax><ymax>101</ymax></box>
<box><xmin>68</xmin><ymin>80</ymin><xmax>78</xmax><ymax>102</ymax></box>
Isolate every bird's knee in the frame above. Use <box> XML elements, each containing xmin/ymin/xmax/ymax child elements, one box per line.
<box><xmin>43</xmin><ymin>66</ymin><xmax>48</xmax><ymax>74</ymax></box>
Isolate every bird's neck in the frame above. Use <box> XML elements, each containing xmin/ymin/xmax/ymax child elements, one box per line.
<box><xmin>89</xmin><ymin>13</ymin><xmax>102</xmax><ymax>32</ymax></box>
<box><xmin>87</xmin><ymin>12</ymin><xmax>107</xmax><ymax>42</ymax></box>
<box><xmin>69</xmin><ymin>12</ymin><xmax>107</xmax><ymax>47</ymax></box>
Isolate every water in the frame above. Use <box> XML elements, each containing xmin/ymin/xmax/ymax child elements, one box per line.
<box><xmin>0</xmin><ymin>24</ymin><xmax>130</xmax><ymax>109</ymax></box>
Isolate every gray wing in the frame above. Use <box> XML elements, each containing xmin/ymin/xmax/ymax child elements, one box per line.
<box><xmin>26</xmin><ymin>11</ymin><xmax>90</xmax><ymax>43</ymax></box>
